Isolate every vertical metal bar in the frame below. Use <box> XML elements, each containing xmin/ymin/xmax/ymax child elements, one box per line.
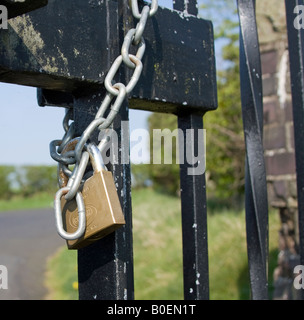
<box><xmin>178</xmin><ymin>114</ymin><xmax>209</xmax><ymax>300</ymax></box>
<box><xmin>187</xmin><ymin>0</ymin><xmax>198</xmax><ymax>16</ymax></box>
<box><xmin>173</xmin><ymin>0</ymin><xmax>186</xmax><ymax>12</ymax></box>
<box><xmin>75</xmin><ymin>93</ymin><xmax>134</xmax><ymax>300</ymax></box>
<box><xmin>237</xmin><ymin>0</ymin><xmax>269</xmax><ymax>299</ymax></box>
<box><xmin>285</xmin><ymin>0</ymin><xmax>304</xmax><ymax>300</ymax></box>
<box><xmin>173</xmin><ymin>0</ymin><xmax>198</xmax><ymax>16</ymax></box>
<box><xmin>174</xmin><ymin>0</ymin><xmax>209</xmax><ymax>301</ymax></box>
<box><xmin>76</xmin><ymin>0</ymin><xmax>134</xmax><ymax>299</ymax></box>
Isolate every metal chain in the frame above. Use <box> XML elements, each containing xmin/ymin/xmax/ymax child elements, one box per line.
<box><xmin>51</xmin><ymin>0</ymin><xmax>158</xmax><ymax>240</ymax></box>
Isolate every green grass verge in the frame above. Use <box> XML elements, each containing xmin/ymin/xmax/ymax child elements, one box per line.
<box><xmin>44</xmin><ymin>188</ymin><xmax>280</xmax><ymax>300</ymax></box>
<box><xmin>207</xmin><ymin>206</ymin><xmax>279</xmax><ymax>299</ymax></box>
<box><xmin>0</xmin><ymin>192</ymin><xmax>54</xmax><ymax>212</ymax></box>
<box><xmin>45</xmin><ymin>248</ymin><xmax>78</xmax><ymax>300</ymax></box>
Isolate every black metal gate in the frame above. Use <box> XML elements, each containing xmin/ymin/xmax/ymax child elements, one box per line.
<box><xmin>238</xmin><ymin>0</ymin><xmax>304</xmax><ymax>300</ymax></box>
<box><xmin>0</xmin><ymin>0</ymin><xmax>303</xmax><ymax>300</ymax></box>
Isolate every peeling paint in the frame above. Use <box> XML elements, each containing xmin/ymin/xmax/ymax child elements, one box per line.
<box><xmin>45</xmin><ymin>56</ymin><xmax>59</xmax><ymax>73</ymax></box>
<box><xmin>57</xmin><ymin>47</ymin><xmax>68</xmax><ymax>68</ymax></box>
<box><xmin>73</xmin><ymin>48</ymin><xmax>80</xmax><ymax>57</ymax></box>
<box><xmin>9</xmin><ymin>15</ymin><xmax>44</xmax><ymax>56</ymax></box>
<box><xmin>8</xmin><ymin>15</ymin><xmax>70</xmax><ymax>74</ymax></box>
<box><xmin>8</xmin><ymin>15</ymin><xmax>61</xmax><ymax>73</ymax></box>
<box><xmin>184</xmin><ymin>77</ymin><xmax>192</xmax><ymax>95</ymax></box>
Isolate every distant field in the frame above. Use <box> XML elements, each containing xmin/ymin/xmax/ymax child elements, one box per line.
<box><xmin>0</xmin><ymin>192</ymin><xmax>53</xmax><ymax>212</ymax></box>
<box><xmin>44</xmin><ymin>188</ymin><xmax>280</xmax><ymax>300</ymax></box>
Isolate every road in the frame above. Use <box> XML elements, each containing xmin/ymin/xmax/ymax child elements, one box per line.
<box><xmin>0</xmin><ymin>208</ymin><xmax>64</xmax><ymax>300</ymax></box>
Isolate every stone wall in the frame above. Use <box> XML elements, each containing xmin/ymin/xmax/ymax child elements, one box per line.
<box><xmin>256</xmin><ymin>0</ymin><xmax>300</xmax><ymax>299</ymax></box>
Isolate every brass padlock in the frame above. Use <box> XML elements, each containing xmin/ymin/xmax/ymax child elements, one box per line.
<box><xmin>60</xmin><ymin>143</ymin><xmax>125</xmax><ymax>249</ymax></box>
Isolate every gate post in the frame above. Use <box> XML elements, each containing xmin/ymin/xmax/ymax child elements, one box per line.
<box><xmin>76</xmin><ymin>0</ymin><xmax>134</xmax><ymax>299</ymax></box>
<box><xmin>178</xmin><ymin>114</ymin><xmax>209</xmax><ymax>300</ymax></box>
<box><xmin>0</xmin><ymin>0</ymin><xmax>217</xmax><ymax>300</ymax></box>
<box><xmin>174</xmin><ymin>0</ymin><xmax>210</xmax><ymax>300</ymax></box>
<box><xmin>75</xmin><ymin>92</ymin><xmax>134</xmax><ymax>300</ymax></box>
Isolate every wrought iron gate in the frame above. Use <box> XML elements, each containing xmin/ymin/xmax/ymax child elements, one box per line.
<box><xmin>0</xmin><ymin>0</ymin><xmax>303</xmax><ymax>300</ymax></box>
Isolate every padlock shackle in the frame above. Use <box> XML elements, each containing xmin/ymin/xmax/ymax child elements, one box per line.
<box><xmin>87</xmin><ymin>143</ymin><xmax>107</xmax><ymax>173</ymax></box>
<box><xmin>54</xmin><ymin>187</ymin><xmax>86</xmax><ymax>240</ymax></box>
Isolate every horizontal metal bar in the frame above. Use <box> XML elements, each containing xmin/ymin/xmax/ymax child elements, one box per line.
<box><xmin>0</xmin><ymin>0</ymin><xmax>47</xmax><ymax>19</ymax></box>
<box><xmin>0</xmin><ymin>0</ymin><xmax>216</xmax><ymax>114</ymax></box>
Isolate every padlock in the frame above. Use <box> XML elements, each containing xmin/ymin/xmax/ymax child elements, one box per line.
<box><xmin>60</xmin><ymin>143</ymin><xmax>125</xmax><ymax>249</ymax></box>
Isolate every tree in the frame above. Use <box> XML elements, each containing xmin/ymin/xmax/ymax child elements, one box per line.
<box><xmin>0</xmin><ymin>166</ymin><xmax>14</xmax><ymax>199</ymax></box>
<box><xmin>131</xmin><ymin>163</ymin><xmax>152</xmax><ymax>189</ymax></box>
<box><xmin>24</xmin><ymin>165</ymin><xmax>58</xmax><ymax>194</ymax></box>
<box><xmin>13</xmin><ymin>165</ymin><xmax>57</xmax><ymax>197</ymax></box>
<box><xmin>147</xmin><ymin>0</ymin><xmax>245</xmax><ymax>202</ymax></box>
<box><xmin>202</xmin><ymin>10</ymin><xmax>245</xmax><ymax>202</ymax></box>
<box><xmin>148</xmin><ymin>112</ymin><xmax>180</xmax><ymax>195</ymax></box>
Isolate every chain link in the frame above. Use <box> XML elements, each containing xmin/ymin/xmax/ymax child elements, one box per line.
<box><xmin>51</xmin><ymin>1</ymin><xmax>159</xmax><ymax>240</ymax></box>
<box><xmin>131</xmin><ymin>0</ymin><xmax>158</xmax><ymax>19</ymax></box>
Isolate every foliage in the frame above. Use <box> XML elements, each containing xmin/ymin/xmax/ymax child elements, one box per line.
<box><xmin>200</xmin><ymin>0</ymin><xmax>238</xmax><ymax>30</ymax></box>
<box><xmin>16</xmin><ymin>165</ymin><xmax>58</xmax><ymax>196</ymax></box>
<box><xmin>0</xmin><ymin>166</ymin><xmax>15</xmax><ymax>199</ymax></box>
<box><xmin>0</xmin><ymin>192</ymin><xmax>53</xmax><ymax>212</ymax></box>
<box><xmin>147</xmin><ymin>112</ymin><xmax>180</xmax><ymax>195</ymax></box>
<box><xmin>44</xmin><ymin>189</ymin><xmax>280</xmax><ymax>300</ymax></box>
<box><xmin>202</xmin><ymin>2</ymin><xmax>245</xmax><ymax>202</ymax></box>
<box><xmin>45</xmin><ymin>247</ymin><xmax>78</xmax><ymax>300</ymax></box>
<box><xmin>131</xmin><ymin>163</ymin><xmax>152</xmax><ymax>189</ymax></box>
<box><xmin>146</xmin><ymin>0</ymin><xmax>245</xmax><ymax>202</ymax></box>
<box><xmin>0</xmin><ymin>165</ymin><xmax>58</xmax><ymax>199</ymax></box>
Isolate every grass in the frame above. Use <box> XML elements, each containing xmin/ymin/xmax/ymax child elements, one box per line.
<box><xmin>44</xmin><ymin>188</ymin><xmax>280</xmax><ymax>300</ymax></box>
<box><xmin>44</xmin><ymin>248</ymin><xmax>78</xmax><ymax>300</ymax></box>
<box><xmin>0</xmin><ymin>192</ymin><xmax>54</xmax><ymax>212</ymax></box>
<box><xmin>132</xmin><ymin>188</ymin><xmax>184</xmax><ymax>300</ymax></box>
<box><xmin>207</xmin><ymin>207</ymin><xmax>279</xmax><ymax>299</ymax></box>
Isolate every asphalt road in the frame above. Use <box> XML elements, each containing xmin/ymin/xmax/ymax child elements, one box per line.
<box><xmin>0</xmin><ymin>208</ymin><xmax>64</xmax><ymax>300</ymax></box>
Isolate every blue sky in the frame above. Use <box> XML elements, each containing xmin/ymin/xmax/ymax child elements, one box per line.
<box><xmin>0</xmin><ymin>0</ymin><xmax>174</xmax><ymax>166</ymax></box>
<box><xmin>0</xmin><ymin>83</ymin><xmax>153</xmax><ymax>165</ymax></box>
<box><xmin>0</xmin><ymin>0</ymin><xmax>229</xmax><ymax>166</ymax></box>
